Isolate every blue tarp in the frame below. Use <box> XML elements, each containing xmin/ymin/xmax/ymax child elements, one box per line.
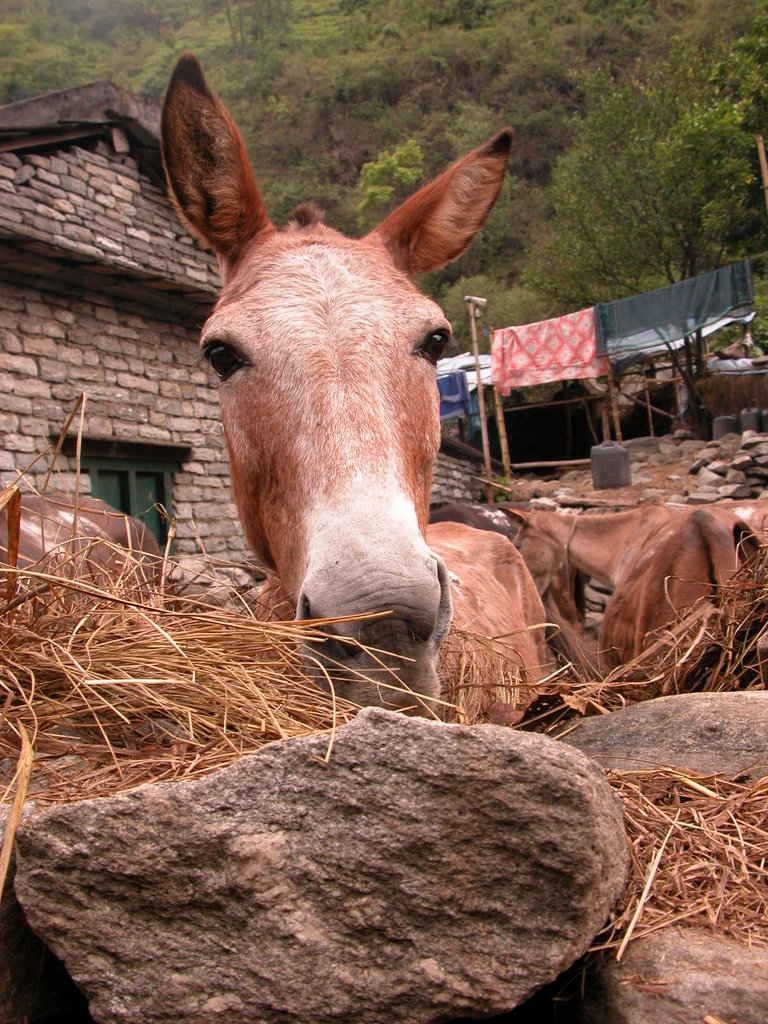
<box><xmin>437</xmin><ymin>371</ymin><xmax>472</xmax><ymax>421</ymax></box>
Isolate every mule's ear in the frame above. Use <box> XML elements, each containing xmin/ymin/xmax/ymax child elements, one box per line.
<box><xmin>501</xmin><ymin>506</ymin><xmax>530</xmax><ymax>525</ymax></box>
<box><xmin>734</xmin><ymin>522</ymin><xmax>761</xmax><ymax>564</ymax></box>
<box><xmin>161</xmin><ymin>53</ymin><xmax>274</xmax><ymax>271</ymax></box>
<box><xmin>367</xmin><ymin>129</ymin><xmax>513</xmax><ymax>275</ymax></box>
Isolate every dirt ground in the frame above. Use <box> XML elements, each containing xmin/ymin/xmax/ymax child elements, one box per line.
<box><xmin>500</xmin><ymin>433</ymin><xmax>712</xmax><ymax>508</ymax></box>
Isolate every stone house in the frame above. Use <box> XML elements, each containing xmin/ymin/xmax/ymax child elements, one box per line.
<box><xmin>0</xmin><ymin>80</ymin><xmax>481</xmax><ymax>563</ymax></box>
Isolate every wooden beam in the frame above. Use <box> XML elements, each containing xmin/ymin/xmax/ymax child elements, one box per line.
<box><xmin>0</xmin><ymin>126</ymin><xmax>102</xmax><ymax>153</ymax></box>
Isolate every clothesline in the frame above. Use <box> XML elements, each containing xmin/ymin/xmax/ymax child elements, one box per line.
<box><xmin>489</xmin><ymin>259</ymin><xmax>754</xmax><ymax>393</ymax></box>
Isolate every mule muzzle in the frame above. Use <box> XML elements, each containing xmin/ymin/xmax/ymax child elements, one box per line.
<box><xmin>295</xmin><ymin>555</ymin><xmax>452</xmax><ymax>714</ymax></box>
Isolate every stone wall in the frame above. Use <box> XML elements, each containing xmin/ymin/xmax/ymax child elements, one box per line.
<box><xmin>0</xmin><ymin>132</ymin><xmax>254</xmax><ymax>558</ymax></box>
<box><xmin>0</xmin><ymin>270</ymin><xmax>250</xmax><ymax>559</ymax></box>
<box><xmin>0</xmin><ymin>140</ymin><xmax>219</xmax><ymax>301</ymax></box>
<box><xmin>432</xmin><ymin>451</ymin><xmax>485</xmax><ymax>505</ymax></box>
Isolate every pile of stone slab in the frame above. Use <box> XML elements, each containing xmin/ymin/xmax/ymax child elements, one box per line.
<box><xmin>687</xmin><ymin>430</ymin><xmax>768</xmax><ymax>503</ymax></box>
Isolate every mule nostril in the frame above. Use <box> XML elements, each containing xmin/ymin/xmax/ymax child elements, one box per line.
<box><xmin>296</xmin><ymin>591</ymin><xmax>312</xmax><ymax>620</ymax></box>
<box><xmin>322</xmin><ymin>633</ymin><xmax>361</xmax><ymax>662</ymax></box>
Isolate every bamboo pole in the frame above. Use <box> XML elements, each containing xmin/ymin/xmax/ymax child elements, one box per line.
<box><xmin>757</xmin><ymin>133</ymin><xmax>768</xmax><ymax>218</ymax></box>
<box><xmin>465</xmin><ymin>296</ymin><xmax>494</xmax><ymax>503</ymax></box>
<box><xmin>606</xmin><ymin>364</ymin><xmax>623</xmax><ymax>443</ymax></box>
<box><xmin>492</xmin><ymin>385</ymin><xmax>511</xmax><ymax>478</ymax></box>
<box><xmin>601</xmin><ymin>397</ymin><xmax>611</xmax><ymax>441</ymax></box>
<box><xmin>644</xmin><ymin>373</ymin><xmax>655</xmax><ymax>436</ymax></box>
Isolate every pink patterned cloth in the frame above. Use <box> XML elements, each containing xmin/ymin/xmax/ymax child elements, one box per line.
<box><xmin>491</xmin><ymin>307</ymin><xmax>608</xmax><ymax>393</ymax></box>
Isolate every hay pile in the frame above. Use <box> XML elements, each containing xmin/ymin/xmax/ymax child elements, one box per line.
<box><xmin>596</xmin><ymin>769</ymin><xmax>768</xmax><ymax>954</ymax></box>
<box><xmin>521</xmin><ymin>547</ymin><xmax>768</xmax><ymax>953</ymax></box>
<box><xmin>0</xmin><ymin>589</ymin><xmax>360</xmax><ymax>805</ymax></box>
<box><xmin>1</xmin><ymin>495</ymin><xmax>767</xmax><ymax>960</ymax></box>
<box><xmin>697</xmin><ymin>372</ymin><xmax>768</xmax><ymax>418</ymax></box>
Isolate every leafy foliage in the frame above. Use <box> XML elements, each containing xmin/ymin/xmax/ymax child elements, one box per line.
<box><xmin>0</xmin><ymin>0</ymin><xmax>766</xmax><ymax>343</ymax></box>
<box><xmin>525</xmin><ymin>37</ymin><xmax>765</xmax><ymax>310</ymax></box>
<box><xmin>357</xmin><ymin>138</ymin><xmax>424</xmax><ymax>230</ymax></box>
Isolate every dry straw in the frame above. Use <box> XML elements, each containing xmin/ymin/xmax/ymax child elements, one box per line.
<box><xmin>1</xmin><ymin>480</ymin><xmax>767</xmax><ymax>956</ymax></box>
<box><xmin>594</xmin><ymin>769</ymin><xmax>768</xmax><ymax>953</ymax></box>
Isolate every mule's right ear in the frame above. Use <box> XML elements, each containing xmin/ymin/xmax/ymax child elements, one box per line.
<box><xmin>161</xmin><ymin>53</ymin><xmax>274</xmax><ymax>272</ymax></box>
<box><xmin>500</xmin><ymin>506</ymin><xmax>530</xmax><ymax>525</ymax></box>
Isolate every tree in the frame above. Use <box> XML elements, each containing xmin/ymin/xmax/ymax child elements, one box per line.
<box><xmin>525</xmin><ymin>41</ymin><xmax>757</xmax><ymax>310</ymax></box>
<box><xmin>357</xmin><ymin>138</ymin><xmax>424</xmax><ymax>230</ymax></box>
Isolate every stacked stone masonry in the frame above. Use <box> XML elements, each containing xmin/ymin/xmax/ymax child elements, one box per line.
<box><xmin>0</xmin><ymin>135</ymin><xmax>251</xmax><ymax>558</ymax></box>
<box><xmin>432</xmin><ymin>451</ymin><xmax>485</xmax><ymax>504</ymax></box>
<box><xmin>0</xmin><ymin>271</ymin><xmax>249</xmax><ymax>558</ymax></box>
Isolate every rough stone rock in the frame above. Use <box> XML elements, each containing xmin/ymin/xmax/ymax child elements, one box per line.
<box><xmin>580</xmin><ymin>926</ymin><xmax>768</xmax><ymax>1024</ymax></box>
<box><xmin>13</xmin><ymin>710</ymin><xmax>629</xmax><ymax>1024</ymax></box>
<box><xmin>165</xmin><ymin>554</ymin><xmax>265</xmax><ymax>610</ymax></box>
<box><xmin>718</xmin><ymin>483</ymin><xmax>754</xmax><ymax>498</ymax></box>
<box><xmin>697</xmin><ymin>467</ymin><xmax>725</xmax><ymax>489</ymax></box>
<box><xmin>558</xmin><ymin>692</ymin><xmax>768</xmax><ymax>779</ymax></box>
<box><xmin>0</xmin><ymin>806</ymin><xmax>86</xmax><ymax>1024</ymax></box>
<box><xmin>623</xmin><ymin>437</ymin><xmax>661</xmax><ymax>452</ymax></box>
<box><xmin>739</xmin><ymin>435</ymin><xmax>768</xmax><ymax>450</ymax></box>
<box><xmin>732</xmin><ymin>453</ymin><xmax>755</xmax><ymax>471</ymax></box>
<box><xmin>677</xmin><ymin>439</ymin><xmax>707</xmax><ymax>454</ymax></box>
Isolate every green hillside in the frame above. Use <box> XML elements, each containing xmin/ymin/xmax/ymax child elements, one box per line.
<box><xmin>1</xmin><ymin>0</ymin><xmax>766</xmax><ymax>344</ymax></box>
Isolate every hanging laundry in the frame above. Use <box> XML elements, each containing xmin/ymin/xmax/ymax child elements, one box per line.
<box><xmin>491</xmin><ymin>307</ymin><xmax>608</xmax><ymax>393</ymax></box>
<box><xmin>437</xmin><ymin>370</ymin><xmax>472</xmax><ymax>420</ymax></box>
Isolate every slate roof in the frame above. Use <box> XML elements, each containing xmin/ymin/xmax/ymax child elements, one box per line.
<box><xmin>0</xmin><ymin>80</ymin><xmax>220</xmax><ymax>316</ymax></box>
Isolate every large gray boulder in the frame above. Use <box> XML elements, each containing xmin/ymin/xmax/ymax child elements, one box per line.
<box><xmin>559</xmin><ymin>692</ymin><xmax>768</xmax><ymax>779</ymax></box>
<box><xmin>581</xmin><ymin>926</ymin><xmax>768</xmax><ymax>1024</ymax></box>
<box><xmin>13</xmin><ymin>709</ymin><xmax>628</xmax><ymax>1024</ymax></box>
<box><xmin>0</xmin><ymin>806</ymin><xmax>85</xmax><ymax>1024</ymax></box>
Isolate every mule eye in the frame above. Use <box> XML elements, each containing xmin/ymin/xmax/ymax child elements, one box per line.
<box><xmin>203</xmin><ymin>341</ymin><xmax>244</xmax><ymax>380</ymax></box>
<box><xmin>418</xmin><ymin>330</ymin><xmax>450</xmax><ymax>366</ymax></box>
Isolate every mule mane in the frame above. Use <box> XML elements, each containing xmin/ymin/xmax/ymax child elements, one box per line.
<box><xmin>288</xmin><ymin>202</ymin><xmax>325</xmax><ymax>229</ymax></box>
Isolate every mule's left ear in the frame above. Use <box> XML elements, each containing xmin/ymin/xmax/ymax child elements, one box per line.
<box><xmin>367</xmin><ymin>129</ymin><xmax>513</xmax><ymax>275</ymax></box>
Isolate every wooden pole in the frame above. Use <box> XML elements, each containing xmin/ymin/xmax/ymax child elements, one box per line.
<box><xmin>757</xmin><ymin>133</ymin><xmax>768</xmax><ymax>218</ymax></box>
<box><xmin>601</xmin><ymin>397</ymin><xmax>611</xmax><ymax>441</ymax></box>
<box><xmin>644</xmin><ymin>372</ymin><xmax>654</xmax><ymax>436</ymax></box>
<box><xmin>606</xmin><ymin>364</ymin><xmax>623</xmax><ymax>443</ymax></box>
<box><xmin>466</xmin><ymin>296</ymin><xmax>495</xmax><ymax>503</ymax></box>
<box><xmin>492</xmin><ymin>381</ymin><xmax>511</xmax><ymax>478</ymax></box>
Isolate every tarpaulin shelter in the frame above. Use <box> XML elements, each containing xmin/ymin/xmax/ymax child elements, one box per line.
<box><xmin>437</xmin><ymin>370</ymin><xmax>472</xmax><ymax>421</ymax></box>
<box><xmin>595</xmin><ymin>259</ymin><xmax>753</xmax><ymax>359</ymax></box>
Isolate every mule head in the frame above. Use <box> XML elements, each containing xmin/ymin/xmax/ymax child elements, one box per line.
<box><xmin>162</xmin><ymin>54</ymin><xmax>512</xmax><ymax>711</ymax></box>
